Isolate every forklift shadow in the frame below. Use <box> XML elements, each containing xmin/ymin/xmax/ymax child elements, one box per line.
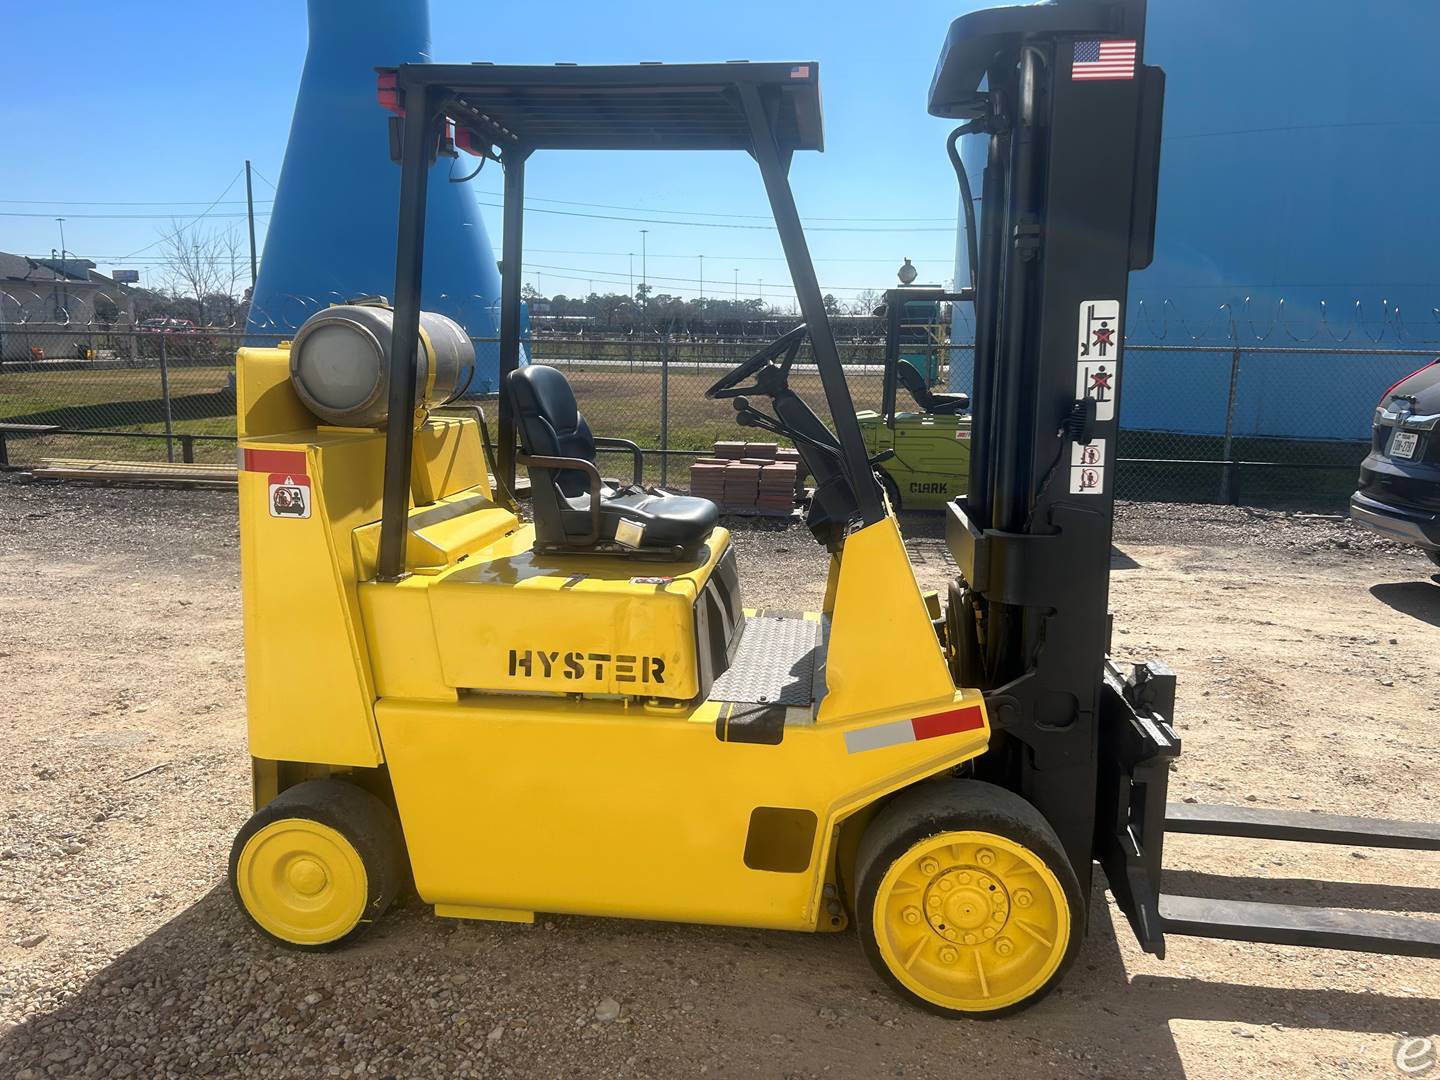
<box><xmin>1069</xmin><ymin>892</ymin><xmax>1439</xmax><ymax>1070</ymax></box>
<box><xmin>1164</xmin><ymin>868</ymin><xmax>1440</xmax><ymax>914</ymax></box>
<box><xmin>3</xmin><ymin>878</ymin><xmax>1435</xmax><ymax>1076</ymax></box>
<box><xmin>1369</xmin><ymin>579</ymin><xmax>1440</xmax><ymax>628</ymax></box>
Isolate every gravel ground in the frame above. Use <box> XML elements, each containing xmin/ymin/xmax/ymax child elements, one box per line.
<box><xmin>1</xmin><ymin>476</ymin><xmax>1437</xmax><ymax>1079</ymax></box>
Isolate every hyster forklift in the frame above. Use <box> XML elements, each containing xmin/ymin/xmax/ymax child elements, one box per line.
<box><xmin>230</xmin><ymin>0</ymin><xmax>1440</xmax><ymax>1018</ymax></box>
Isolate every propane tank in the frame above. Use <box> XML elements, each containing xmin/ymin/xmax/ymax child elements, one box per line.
<box><xmin>288</xmin><ymin>301</ymin><xmax>475</xmax><ymax>427</ymax></box>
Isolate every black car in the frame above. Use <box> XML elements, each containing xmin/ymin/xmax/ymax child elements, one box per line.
<box><xmin>1351</xmin><ymin>357</ymin><xmax>1440</xmax><ymax>566</ymax></box>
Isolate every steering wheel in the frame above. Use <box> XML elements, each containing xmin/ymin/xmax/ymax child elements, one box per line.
<box><xmin>704</xmin><ymin>324</ymin><xmax>809</xmax><ymax>400</ymax></box>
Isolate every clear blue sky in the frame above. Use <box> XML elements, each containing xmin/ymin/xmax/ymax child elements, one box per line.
<box><xmin>4</xmin><ymin>0</ymin><xmax>980</xmax><ymax>307</ymax></box>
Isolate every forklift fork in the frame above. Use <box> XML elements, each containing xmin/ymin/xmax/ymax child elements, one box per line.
<box><xmin>1098</xmin><ymin>658</ymin><xmax>1440</xmax><ymax>959</ymax></box>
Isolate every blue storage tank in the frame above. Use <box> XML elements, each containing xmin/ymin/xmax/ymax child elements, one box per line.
<box><xmin>247</xmin><ymin>0</ymin><xmax>508</xmax><ymax>393</ymax></box>
<box><xmin>953</xmin><ymin>0</ymin><xmax>1440</xmax><ymax>440</ymax></box>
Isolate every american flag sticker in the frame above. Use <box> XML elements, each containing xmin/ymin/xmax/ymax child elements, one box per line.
<box><xmin>843</xmin><ymin>705</ymin><xmax>985</xmax><ymax>754</ymax></box>
<box><xmin>789</xmin><ymin>65</ymin><xmax>810</xmax><ymax>79</ymax></box>
<box><xmin>1072</xmin><ymin>40</ymin><xmax>1137</xmax><ymax>81</ymax></box>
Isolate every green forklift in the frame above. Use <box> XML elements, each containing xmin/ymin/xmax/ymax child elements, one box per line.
<box><xmin>858</xmin><ymin>264</ymin><xmax>974</xmax><ymax>510</ymax></box>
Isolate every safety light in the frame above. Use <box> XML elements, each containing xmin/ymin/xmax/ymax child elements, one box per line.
<box><xmin>376</xmin><ymin>69</ymin><xmax>403</xmax><ymax>116</ymax></box>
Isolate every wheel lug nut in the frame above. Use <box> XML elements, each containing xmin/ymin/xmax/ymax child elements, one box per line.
<box><xmin>919</xmin><ymin>858</ymin><xmax>940</xmax><ymax>876</ymax></box>
<box><xmin>983</xmin><ymin>926</ymin><xmax>996</xmax><ymax>938</ymax></box>
<box><xmin>927</xmin><ymin>895</ymin><xmax>942</xmax><ymax>909</ymax></box>
<box><xmin>975</xmin><ymin>847</ymin><xmax>996</xmax><ymax>867</ymax></box>
<box><xmin>994</xmin><ymin>938</ymin><xmax>1014</xmax><ymax>956</ymax></box>
<box><xmin>956</xmin><ymin>871</ymin><xmax>971</xmax><ymax>884</ymax></box>
<box><xmin>963</xmin><ymin>932</ymin><xmax>977</xmax><ymax>945</ymax></box>
<box><xmin>1014</xmin><ymin>889</ymin><xmax>1033</xmax><ymax>908</ymax></box>
<box><xmin>939</xmin><ymin>947</ymin><xmax>959</xmax><ymax>964</ymax></box>
<box><xmin>902</xmin><ymin>906</ymin><xmax>921</xmax><ymax>925</ymax></box>
<box><xmin>938</xmin><ymin>878</ymin><xmax>953</xmax><ymax>892</ymax></box>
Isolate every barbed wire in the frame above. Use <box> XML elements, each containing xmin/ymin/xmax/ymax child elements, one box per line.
<box><xmin>2</xmin><ymin>286</ymin><xmax>1439</xmax><ymax>346</ymax></box>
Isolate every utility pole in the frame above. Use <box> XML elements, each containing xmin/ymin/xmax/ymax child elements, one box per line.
<box><xmin>55</xmin><ymin>218</ymin><xmax>68</xmax><ymax>323</ymax></box>
<box><xmin>698</xmin><ymin>254</ymin><xmax>704</xmax><ymax>302</ymax></box>
<box><xmin>734</xmin><ymin>268</ymin><xmax>739</xmax><ymax>302</ymax></box>
<box><xmin>628</xmin><ymin>252</ymin><xmax>634</xmax><ymax>298</ymax></box>
<box><xmin>639</xmin><ymin>229</ymin><xmax>648</xmax><ymax>327</ymax></box>
<box><xmin>244</xmin><ymin>160</ymin><xmax>259</xmax><ymax>288</ymax></box>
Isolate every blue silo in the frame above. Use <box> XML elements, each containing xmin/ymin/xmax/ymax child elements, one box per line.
<box><xmin>247</xmin><ymin>0</ymin><xmax>507</xmax><ymax>393</ymax></box>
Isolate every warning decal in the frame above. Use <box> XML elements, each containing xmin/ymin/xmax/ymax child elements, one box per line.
<box><xmin>1076</xmin><ymin>299</ymin><xmax>1120</xmax><ymax>421</ymax></box>
<box><xmin>268</xmin><ymin>473</ymin><xmax>311</xmax><ymax>519</ymax></box>
<box><xmin>1069</xmin><ymin>439</ymin><xmax>1107</xmax><ymax>495</ymax></box>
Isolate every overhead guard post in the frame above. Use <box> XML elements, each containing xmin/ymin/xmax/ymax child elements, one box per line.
<box><xmin>377</xmin><ymin>77</ymin><xmax>435</xmax><ymax>582</ymax></box>
<box><xmin>497</xmin><ymin>148</ymin><xmax>530</xmax><ymax>501</ymax></box>
<box><xmin>737</xmin><ymin>83</ymin><xmax>886</xmax><ymax>527</ymax></box>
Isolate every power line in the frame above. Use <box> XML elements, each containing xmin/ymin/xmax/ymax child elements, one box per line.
<box><xmin>468</xmin><ymin>198</ymin><xmax>953</xmax><ymax>233</ymax></box>
<box><xmin>0</xmin><ymin>210</ymin><xmax>272</xmax><ymax>220</ymax></box>
<box><xmin>473</xmin><ymin>189</ymin><xmax>956</xmax><ymax>224</ymax></box>
<box><xmin>118</xmin><ymin>169</ymin><xmax>248</xmax><ymax>261</ymax></box>
<box><xmin>525</xmin><ymin>247</ymin><xmax>951</xmax><ymax>264</ymax></box>
<box><xmin>0</xmin><ymin>198</ymin><xmax>275</xmax><ymax>207</ymax></box>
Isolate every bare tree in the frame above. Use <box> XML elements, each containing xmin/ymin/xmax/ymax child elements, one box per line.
<box><xmin>155</xmin><ymin>221</ymin><xmax>247</xmax><ymax>325</ymax></box>
<box><xmin>849</xmin><ymin>288</ymin><xmax>883</xmax><ymax>316</ymax></box>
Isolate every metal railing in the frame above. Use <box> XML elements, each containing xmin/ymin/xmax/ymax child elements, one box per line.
<box><xmin>1</xmin><ymin>324</ymin><xmax>1435</xmax><ymax>508</ymax></box>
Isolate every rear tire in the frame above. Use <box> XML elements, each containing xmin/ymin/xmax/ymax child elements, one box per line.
<box><xmin>230</xmin><ymin>778</ymin><xmax>405</xmax><ymax>949</ymax></box>
<box><xmin>879</xmin><ymin>469</ymin><xmax>902</xmax><ymax>513</ymax></box>
<box><xmin>856</xmin><ymin>780</ymin><xmax>1083</xmax><ymax>1018</ymax></box>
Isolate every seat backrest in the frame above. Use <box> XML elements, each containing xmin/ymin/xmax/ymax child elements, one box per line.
<box><xmin>508</xmin><ymin>365</ymin><xmax>597</xmax><ymax>499</ymax></box>
<box><xmin>896</xmin><ymin>359</ymin><xmax>934</xmax><ymax>411</ymax></box>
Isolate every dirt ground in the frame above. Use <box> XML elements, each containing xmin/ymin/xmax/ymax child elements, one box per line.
<box><xmin>0</xmin><ymin>477</ymin><xmax>1437</xmax><ymax>1080</ymax></box>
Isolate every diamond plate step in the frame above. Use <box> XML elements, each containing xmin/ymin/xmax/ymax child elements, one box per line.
<box><xmin>709</xmin><ymin>615</ymin><xmax>822</xmax><ymax>706</ymax></box>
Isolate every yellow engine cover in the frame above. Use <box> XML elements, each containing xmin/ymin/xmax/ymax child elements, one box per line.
<box><xmin>357</xmin><ymin>531</ymin><xmax>734</xmax><ymax>704</ymax></box>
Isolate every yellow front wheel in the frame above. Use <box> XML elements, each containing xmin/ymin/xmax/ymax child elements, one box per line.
<box><xmin>856</xmin><ymin>780</ymin><xmax>1082</xmax><ymax>1018</ymax></box>
<box><xmin>230</xmin><ymin>779</ymin><xmax>405</xmax><ymax>949</ymax></box>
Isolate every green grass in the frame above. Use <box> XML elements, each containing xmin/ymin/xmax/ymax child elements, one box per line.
<box><xmin>1</xmin><ymin>357</ymin><xmax>1368</xmax><ymax>508</ymax></box>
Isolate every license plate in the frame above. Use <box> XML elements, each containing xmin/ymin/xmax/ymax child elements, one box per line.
<box><xmin>1390</xmin><ymin>430</ymin><xmax>1419</xmax><ymax>459</ymax></box>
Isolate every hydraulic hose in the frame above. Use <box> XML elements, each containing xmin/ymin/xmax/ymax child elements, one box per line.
<box><xmin>946</xmin><ymin>122</ymin><xmax>982</xmax><ymax>291</ymax></box>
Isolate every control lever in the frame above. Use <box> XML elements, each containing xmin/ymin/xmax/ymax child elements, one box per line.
<box><xmin>732</xmin><ymin>396</ymin><xmax>761</xmax><ymax>428</ymax></box>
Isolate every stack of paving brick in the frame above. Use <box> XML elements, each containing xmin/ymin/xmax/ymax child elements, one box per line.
<box><xmin>758</xmin><ymin>460</ymin><xmax>798</xmax><ymax>513</ymax></box>
<box><xmin>722</xmin><ymin>462</ymin><xmax>762</xmax><ymax>508</ymax></box>
<box><xmin>688</xmin><ymin>440</ymin><xmax>804</xmax><ymax>514</ymax></box>
<box><xmin>713</xmin><ymin>441</ymin><xmax>747</xmax><ymax>461</ymax></box>
<box><xmin>687</xmin><ymin>459</ymin><xmax>729</xmax><ymax>503</ymax></box>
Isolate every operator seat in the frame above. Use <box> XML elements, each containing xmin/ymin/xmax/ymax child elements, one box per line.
<box><xmin>897</xmin><ymin>360</ymin><xmax>969</xmax><ymax>415</ymax></box>
<box><xmin>508</xmin><ymin>365</ymin><xmax>719</xmax><ymax>556</ymax></box>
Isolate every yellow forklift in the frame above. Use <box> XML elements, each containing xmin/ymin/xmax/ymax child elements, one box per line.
<box><xmin>231</xmin><ymin>0</ymin><xmax>1440</xmax><ymax>1019</ymax></box>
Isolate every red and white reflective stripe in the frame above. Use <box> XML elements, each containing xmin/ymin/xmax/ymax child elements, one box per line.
<box><xmin>240</xmin><ymin>448</ymin><xmax>307</xmax><ymax>473</ymax></box>
<box><xmin>844</xmin><ymin>705</ymin><xmax>985</xmax><ymax>754</ymax></box>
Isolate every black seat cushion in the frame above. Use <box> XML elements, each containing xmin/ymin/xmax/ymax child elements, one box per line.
<box><xmin>897</xmin><ymin>360</ymin><xmax>969</xmax><ymax>415</ymax></box>
<box><xmin>509</xmin><ymin>364</ymin><xmax>719</xmax><ymax>552</ymax></box>
<box><xmin>565</xmin><ymin>489</ymin><xmax>719</xmax><ymax>549</ymax></box>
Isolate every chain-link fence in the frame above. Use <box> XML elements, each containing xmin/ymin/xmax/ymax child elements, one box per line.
<box><xmin>2</xmin><ymin>320</ymin><xmax>1436</xmax><ymax>510</ymax></box>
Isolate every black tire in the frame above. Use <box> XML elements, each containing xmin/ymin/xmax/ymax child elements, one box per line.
<box><xmin>855</xmin><ymin>779</ymin><xmax>1084</xmax><ymax>1019</ymax></box>
<box><xmin>1426</xmin><ymin>549</ymin><xmax>1440</xmax><ymax>569</ymax></box>
<box><xmin>879</xmin><ymin>469</ymin><xmax>902</xmax><ymax>513</ymax></box>
<box><xmin>229</xmin><ymin>778</ymin><xmax>405</xmax><ymax>950</ymax></box>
